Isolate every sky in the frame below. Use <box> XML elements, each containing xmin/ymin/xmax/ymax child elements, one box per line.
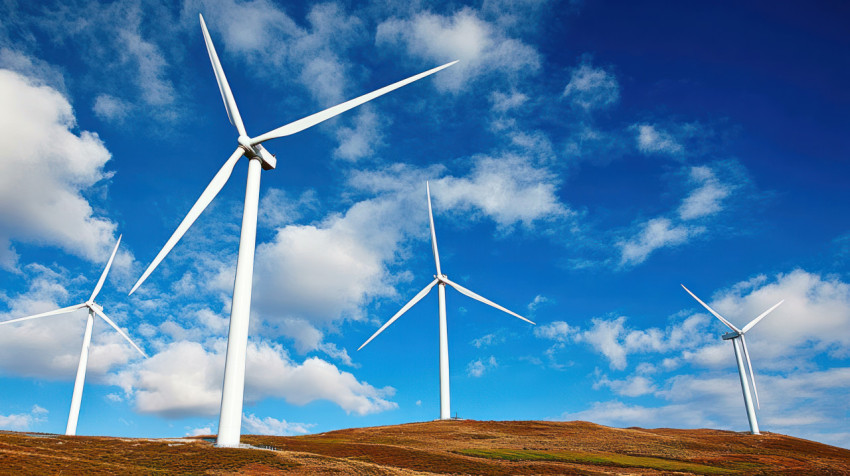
<box><xmin>0</xmin><ymin>0</ymin><xmax>848</xmax><ymax>449</ymax></box>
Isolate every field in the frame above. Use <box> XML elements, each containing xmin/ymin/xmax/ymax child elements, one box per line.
<box><xmin>2</xmin><ymin>420</ymin><xmax>849</xmax><ymax>474</ymax></box>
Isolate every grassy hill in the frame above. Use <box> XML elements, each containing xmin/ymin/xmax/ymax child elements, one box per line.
<box><xmin>2</xmin><ymin>420</ymin><xmax>849</xmax><ymax>474</ymax></box>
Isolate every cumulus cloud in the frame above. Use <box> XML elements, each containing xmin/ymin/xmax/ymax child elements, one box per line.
<box><xmin>0</xmin><ymin>405</ymin><xmax>48</xmax><ymax>431</ymax></box>
<box><xmin>704</xmin><ymin>269</ymin><xmax>850</xmax><ymax>363</ymax></box>
<box><xmin>434</xmin><ymin>154</ymin><xmax>569</xmax><ymax>229</ymax></box>
<box><xmin>115</xmin><ymin>339</ymin><xmax>396</xmax><ymax>418</ymax></box>
<box><xmin>376</xmin><ymin>8</ymin><xmax>540</xmax><ymax>93</ymax></box>
<box><xmin>334</xmin><ymin>107</ymin><xmax>384</xmax><ymax>161</ymax></box>
<box><xmin>594</xmin><ymin>374</ymin><xmax>656</xmax><ymax>397</ymax></box>
<box><xmin>0</xmin><ymin>265</ymin><xmax>141</xmax><ymax>380</ymax></box>
<box><xmin>537</xmin><ymin>314</ymin><xmax>709</xmax><ymax>370</ymax></box>
<box><xmin>467</xmin><ymin>355</ymin><xmax>497</xmax><ymax>377</ymax></box>
<box><xmin>562</xmin><ymin>61</ymin><xmax>619</xmax><ymax>111</ymax></box>
<box><xmin>0</xmin><ymin>69</ymin><xmax>118</xmax><ymax>269</ymax></box>
<box><xmin>242</xmin><ymin>413</ymin><xmax>313</xmax><ymax>436</ymax></box>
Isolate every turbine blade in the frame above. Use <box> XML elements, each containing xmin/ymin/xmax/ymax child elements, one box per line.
<box><xmin>199</xmin><ymin>14</ymin><xmax>247</xmax><ymax>137</ymax></box>
<box><xmin>741</xmin><ymin>300</ymin><xmax>785</xmax><ymax>334</ymax></box>
<box><xmin>426</xmin><ymin>181</ymin><xmax>442</xmax><ymax>277</ymax></box>
<box><xmin>92</xmin><ymin>307</ymin><xmax>147</xmax><ymax>358</ymax></box>
<box><xmin>739</xmin><ymin>334</ymin><xmax>759</xmax><ymax>409</ymax></box>
<box><xmin>0</xmin><ymin>303</ymin><xmax>87</xmax><ymax>326</ymax></box>
<box><xmin>680</xmin><ymin>284</ymin><xmax>740</xmax><ymax>333</ymax></box>
<box><xmin>129</xmin><ymin>147</ymin><xmax>244</xmax><ymax>295</ymax></box>
<box><xmin>250</xmin><ymin>60</ymin><xmax>459</xmax><ymax>145</ymax></box>
<box><xmin>89</xmin><ymin>235</ymin><xmax>122</xmax><ymax>302</ymax></box>
<box><xmin>358</xmin><ymin>279</ymin><xmax>439</xmax><ymax>351</ymax></box>
<box><xmin>442</xmin><ymin>277</ymin><xmax>535</xmax><ymax>325</ymax></box>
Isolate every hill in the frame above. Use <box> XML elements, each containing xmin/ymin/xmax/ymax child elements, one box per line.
<box><xmin>2</xmin><ymin>420</ymin><xmax>849</xmax><ymax>474</ymax></box>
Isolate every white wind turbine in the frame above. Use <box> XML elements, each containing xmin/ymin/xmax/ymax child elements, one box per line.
<box><xmin>359</xmin><ymin>182</ymin><xmax>535</xmax><ymax>419</ymax></box>
<box><xmin>681</xmin><ymin>284</ymin><xmax>783</xmax><ymax>435</ymax></box>
<box><xmin>128</xmin><ymin>14</ymin><xmax>456</xmax><ymax>447</ymax></box>
<box><xmin>0</xmin><ymin>236</ymin><xmax>146</xmax><ymax>436</ymax></box>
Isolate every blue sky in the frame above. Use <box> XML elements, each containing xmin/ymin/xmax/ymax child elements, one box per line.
<box><xmin>1</xmin><ymin>0</ymin><xmax>848</xmax><ymax>448</ymax></box>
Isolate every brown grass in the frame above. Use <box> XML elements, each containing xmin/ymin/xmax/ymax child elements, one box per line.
<box><xmin>2</xmin><ymin>420</ymin><xmax>849</xmax><ymax>475</ymax></box>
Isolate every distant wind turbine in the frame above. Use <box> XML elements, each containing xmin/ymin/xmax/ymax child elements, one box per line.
<box><xmin>0</xmin><ymin>236</ymin><xmax>146</xmax><ymax>436</ymax></box>
<box><xmin>359</xmin><ymin>182</ymin><xmax>535</xmax><ymax>419</ymax></box>
<box><xmin>128</xmin><ymin>14</ymin><xmax>456</xmax><ymax>447</ymax></box>
<box><xmin>681</xmin><ymin>284</ymin><xmax>784</xmax><ymax>435</ymax></box>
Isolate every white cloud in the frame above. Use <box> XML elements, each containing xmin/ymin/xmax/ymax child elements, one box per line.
<box><xmin>528</xmin><ymin>294</ymin><xmax>551</xmax><ymax>312</ymax></box>
<box><xmin>334</xmin><ymin>107</ymin><xmax>384</xmax><ymax>162</ymax></box>
<box><xmin>93</xmin><ymin>94</ymin><xmax>131</xmax><ymax>123</ymax></box>
<box><xmin>376</xmin><ymin>8</ymin><xmax>540</xmax><ymax>93</ymax></box>
<box><xmin>563</xmin><ymin>61</ymin><xmax>619</xmax><ymax>111</ymax></box>
<box><xmin>0</xmin><ymin>265</ymin><xmax>140</xmax><ymax>379</ymax></box>
<box><xmin>434</xmin><ymin>154</ymin><xmax>569</xmax><ymax>229</ymax></box>
<box><xmin>635</xmin><ymin>124</ymin><xmax>683</xmax><ymax>156</ymax></box>
<box><xmin>490</xmin><ymin>90</ymin><xmax>528</xmax><ymax>113</ymax></box>
<box><xmin>467</xmin><ymin>355</ymin><xmax>497</xmax><ymax>377</ymax></box>
<box><xmin>242</xmin><ymin>413</ymin><xmax>313</xmax><ymax>436</ymax></box>
<box><xmin>0</xmin><ymin>69</ymin><xmax>118</xmax><ymax>269</ymax></box>
<box><xmin>618</xmin><ymin>218</ymin><xmax>700</xmax><ymax>266</ymax></box>
<box><xmin>594</xmin><ymin>374</ymin><xmax>656</xmax><ymax>397</ymax></box>
<box><xmin>678</xmin><ymin>166</ymin><xmax>732</xmax><ymax>220</ymax></box>
<box><xmin>539</xmin><ymin>313</ymin><xmax>710</xmax><ymax>370</ymax></box>
<box><xmin>706</xmin><ymin>269</ymin><xmax>850</xmax><ymax>363</ymax></box>
<box><xmin>471</xmin><ymin>333</ymin><xmax>502</xmax><ymax>348</ymax></box>
<box><xmin>185</xmin><ymin>426</ymin><xmax>213</xmax><ymax>437</ymax></box>
<box><xmin>534</xmin><ymin>321</ymin><xmax>577</xmax><ymax>342</ymax></box>
<box><xmin>0</xmin><ymin>405</ymin><xmax>48</xmax><ymax>431</ymax></box>
<box><xmin>115</xmin><ymin>339</ymin><xmax>396</xmax><ymax>418</ymax></box>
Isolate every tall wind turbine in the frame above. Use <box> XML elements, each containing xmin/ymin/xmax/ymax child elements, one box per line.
<box><xmin>128</xmin><ymin>14</ymin><xmax>456</xmax><ymax>447</ymax></box>
<box><xmin>0</xmin><ymin>236</ymin><xmax>146</xmax><ymax>436</ymax></box>
<box><xmin>681</xmin><ymin>284</ymin><xmax>783</xmax><ymax>435</ymax></box>
<box><xmin>359</xmin><ymin>182</ymin><xmax>535</xmax><ymax>419</ymax></box>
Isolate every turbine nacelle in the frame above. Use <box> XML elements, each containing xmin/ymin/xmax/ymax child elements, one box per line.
<box><xmin>237</xmin><ymin>135</ymin><xmax>277</xmax><ymax>170</ymax></box>
<box><xmin>85</xmin><ymin>301</ymin><xmax>103</xmax><ymax>314</ymax></box>
<box><xmin>722</xmin><ymin>331</ymin><xmax>740</xmax><ymax>340</ymax></box>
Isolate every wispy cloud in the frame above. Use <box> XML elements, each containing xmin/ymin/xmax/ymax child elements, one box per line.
<box><xmin>376</xmin><ymin>8</ymin><xmax>541</xmax><ymax>93</ymax></box>
<box><xmin>562</xmin><ymin>59</ymin><xmax>620</xmax><ymax>111</ymax></box>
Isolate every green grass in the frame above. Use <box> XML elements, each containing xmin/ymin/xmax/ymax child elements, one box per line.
<box><xmin>457</xmin><ymin>448</ymin><xmax>736</xmax><ymax>474</ymax></box>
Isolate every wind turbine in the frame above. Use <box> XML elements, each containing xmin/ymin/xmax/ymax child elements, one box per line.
<box><xmin>0</xmin><ymin>236</ymin><xmax>146</xmax><ymax>436</ymax></box>
<box><xmin>128</xmin><ymin>14</ymin><xmax>456</xmax><ymax>447</ymax></box>
<box><xmin>681</xmin><ymin>284</ymin><xmax>783</xmax><ymax>435</ymax></box>
<box><xmin>359</xmin><ymin>182</ymin><xmax>535</xmax><ymax>420</ymax></box>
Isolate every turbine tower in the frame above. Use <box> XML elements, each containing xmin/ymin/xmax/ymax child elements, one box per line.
<box><xmin>681</xmin><ymin>284</ymin><xmax>783</xmax><ymax>435</ymax></box>
<box><xmin>359</xmin><ymin>182</ymin><xmax>535</xmax><ymax>419</ymax></box>
<box><xmin>128</xmin><ymin>14</ymin><xmax>456</xmax><ymax>447</ymax></box>
<box><xmin>0</xmin><ymin>236</ymin><xmax>147</xmax><ymax>436</ymax></box>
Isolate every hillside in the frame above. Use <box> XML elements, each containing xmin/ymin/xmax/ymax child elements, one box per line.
<box><xmin>2</xmin><ymin>420</ymin><xmax>849</xmax><ymax>474</ymax></box>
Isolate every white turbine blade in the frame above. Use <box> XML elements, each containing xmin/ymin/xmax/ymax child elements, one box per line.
<box><xmin>741</xmin><ymin>300</ymin><xmax>785</xmax><ymax>334</ymax></box>
<box><xmin>129</xmin><ymin>147</ymin><xmax>244</xmax><ymax>295</ymax></box>
<box><xmin>199</xmin><ymin>14</ymin><xmax>247</xmax><ymax>137</ymax></box>
<box><xmin>426</xmin><ymin>181</ymin><xmax>442</xmax><ymax>277</ymax></box>
<box><xmin>358</xmin><ymin>279</ymin><xmax>439</xmax><ymax>351</ymax></box>
<box><xmin>89</xmin><ymin>235</ymin><xmax>122</xmax><ymax>302</ymax></box>
<box><xmin>0</xmin><ymin>303</ymin><xmax>87</xmax><ymax>326</ymax></box>
<box><xmin>250</xmin><ymin>60</ymin><xmax>459</xmax><ymax>145</ymax></box>
<box><xmin>680</xmin><ymin>284</ymin><xmax>740</xmax><ymax>333</ymax></box>
<box><xmin>739</xmin><ymin>334</ymin><xmax>760</xmax><ymax>409</ymax></box>
<box><xmin>92</xmin><ymin>307</ymin><xmax>147</xmax><ymax>358</ymax></box>
<box><xmin>442</xmin><ymin>277</ymin><xmax>535</xmax><ymax>325</ymax></box>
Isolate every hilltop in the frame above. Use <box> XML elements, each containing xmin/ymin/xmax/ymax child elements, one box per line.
<box><xmin>2</xmin><ymin>420</ymin><xmax>849</xmax><ymax>474</ymax></box>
